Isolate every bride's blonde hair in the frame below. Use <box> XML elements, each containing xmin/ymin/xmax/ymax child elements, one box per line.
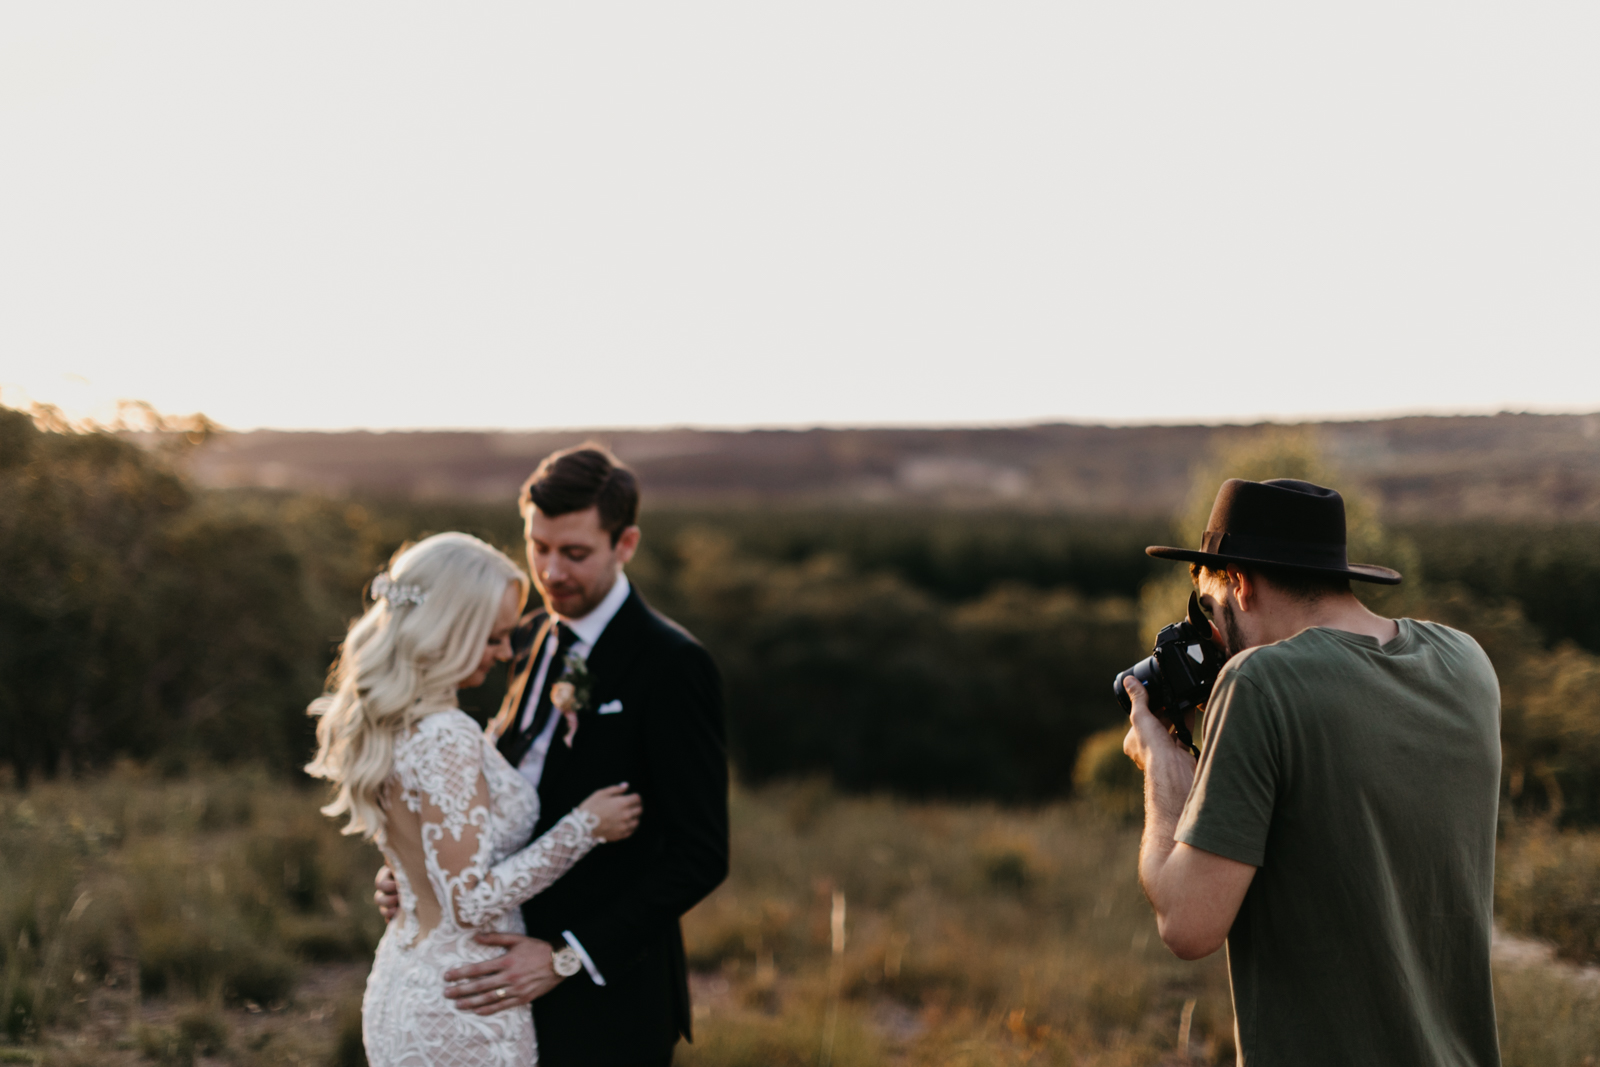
<box><xmin>305</xmin><ymin>532</ymin><xmax>528</xmax><ymax>837</ymax></box>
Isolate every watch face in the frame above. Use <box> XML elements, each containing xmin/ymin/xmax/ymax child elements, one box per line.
<box><xmin>553</xmin><ymin>948</ymin><xmax>582</xmax><ymax>977</ymax></box>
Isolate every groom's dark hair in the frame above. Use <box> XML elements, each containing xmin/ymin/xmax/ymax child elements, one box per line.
<box><xmin>519</xmin><ymin>443</ymin><xmax>640</xmax><ymax>545</ymax></box>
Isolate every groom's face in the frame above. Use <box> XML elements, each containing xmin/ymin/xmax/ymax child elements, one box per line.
<box><xmin>523</xmin><ymin>505</ymin><xmax>640</xmax><ymax>620</ymax></box>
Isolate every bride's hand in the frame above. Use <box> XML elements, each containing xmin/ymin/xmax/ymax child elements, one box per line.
<box><xmin>579</xmin><ymin>784</ymin><xmax>642</xmax><ymax>843</ymax></box>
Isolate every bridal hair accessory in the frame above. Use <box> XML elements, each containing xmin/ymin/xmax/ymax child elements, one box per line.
<box><xmin>371</xmin><ymin>573</ymin><xmax>427</xmax><ymax>608</ymax></box>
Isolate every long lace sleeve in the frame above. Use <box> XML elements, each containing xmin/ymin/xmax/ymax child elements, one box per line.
<box><xmin>454</xmin><ymin>809</ymin><xmax>600</xmax><ymax>928</ymax></box>
<box><xmin>410</xmin><ymin>721</ymin><xmax>601</xmax><ymax>930</ymax></box>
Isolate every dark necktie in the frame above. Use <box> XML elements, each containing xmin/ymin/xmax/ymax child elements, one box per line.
<box><xmin>503</xmin><ymin>622</ymin><xmax>577</xmax><ymax>770</ymax></box>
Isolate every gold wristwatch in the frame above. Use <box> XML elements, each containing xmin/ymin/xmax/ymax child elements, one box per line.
<box><xmin>551</xmin><ymin>945</ymin><xmax>582</xmax><ymax>978</ymax></box>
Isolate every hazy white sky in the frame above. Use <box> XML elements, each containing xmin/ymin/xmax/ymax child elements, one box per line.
<box><xmin>3</xmin><ymin>3</ymin><xmax>1597</xmax><ymax>431</ymax></box>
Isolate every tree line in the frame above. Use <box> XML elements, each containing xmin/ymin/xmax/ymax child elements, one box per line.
<box><xmin>3</xmin><ymin>405</ymin><xmax>1598</xmax><ymax>819</ymax></box>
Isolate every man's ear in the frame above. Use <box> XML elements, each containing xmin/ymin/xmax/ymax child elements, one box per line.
<box><xmin>613</xmin><ymin>525</ymin><xmax>641</xmax><ymax>565</ymax></box>
<box><xmin>1227</xmin><ymin>566</ymin><xmax>1257</xmax><ymax>611</ymax></box>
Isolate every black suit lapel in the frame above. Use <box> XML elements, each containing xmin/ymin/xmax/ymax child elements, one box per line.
<box><xmin>582</xmin><ymin>586</ymin><xmax>650</xmax><ymax>682</ymax></box>
<box><xmin>532</xmin><ymin>587</ymin><xmax>650</xmax><ymax>805</ymax></box>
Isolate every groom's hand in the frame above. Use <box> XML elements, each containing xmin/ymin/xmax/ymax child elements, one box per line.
<box><xmin>443</xmin><ymin>934</ymin><xmax>565</xmax><ymax>1015</ymax></box>
<box><xmin>373</xmin><ymin>866</ymin><xmax>400</xmax><ymax>923</ymax></box>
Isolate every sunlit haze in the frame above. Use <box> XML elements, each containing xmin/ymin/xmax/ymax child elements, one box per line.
<box><xmin>3</xmin><ymin>4</ymin><xmax>1597</xmax><ymax>430</ymax></box>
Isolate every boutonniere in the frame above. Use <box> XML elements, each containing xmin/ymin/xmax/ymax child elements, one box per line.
<box><xmin>551</xmin><ymin>651</ymin><xmax>592</xmax><ymax>748</ymax></box>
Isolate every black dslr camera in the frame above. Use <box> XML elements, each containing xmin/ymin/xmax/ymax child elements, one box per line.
<box><xmin>1112</xmin><ymin>592</ymin><xmax>1225</xmax><ymax>755</ymax></box>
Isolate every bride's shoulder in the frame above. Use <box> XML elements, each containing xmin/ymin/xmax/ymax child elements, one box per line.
<box><xmin>394</xmin><ymin>710</ymin><xmax>488</xmax><ymax>778</ymax></box>
<box><xmin>412</xmin><ymin>707</ymin><xmax>481</xmax><ymax>736</ymax></box>
<box><xmin>400</xmin><ymin>708</ymin><xmax>485</xmax><ymax>751</ymax></box>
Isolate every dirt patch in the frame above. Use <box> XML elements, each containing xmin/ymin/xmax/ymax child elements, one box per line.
<box><xmin>1492</xmin><ymin>926</ymin><xmax>1600</xmax><ymax>988</ymax></box>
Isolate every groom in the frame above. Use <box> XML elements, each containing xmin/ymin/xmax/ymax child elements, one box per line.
<box><xmin>377</xmin><ymin>445</ymin><xmax>730</xmax><ymax>1067</ymax></box>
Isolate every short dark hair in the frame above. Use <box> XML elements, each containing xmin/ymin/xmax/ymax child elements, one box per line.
<box><xmin>519</xmin><ymin>444</ymin><xmax>639</xmax><ymax>545</ymax></box>
<box><xmin>1192</xmin><ymin>562</ymin><xmax>1350</xmax><ymax>602</ymax></box>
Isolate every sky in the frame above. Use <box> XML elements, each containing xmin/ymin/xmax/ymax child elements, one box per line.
<box><xmin>3</xmin><ymin>3</ymin><xmax>1598</xmax><ymax>431</ymax></box>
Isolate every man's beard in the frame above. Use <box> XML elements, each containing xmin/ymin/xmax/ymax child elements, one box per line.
<box><xmin>542</xmin><ymin>570</ymin><xmax>617</xmax><ymax>620</ymax></box>
<box><xmin>1218</xmin><ymin>600</ymin><xmax>1249</xmax><ymax>659</ymax></box>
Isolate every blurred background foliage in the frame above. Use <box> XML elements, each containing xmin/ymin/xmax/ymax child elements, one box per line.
<box><xmin>0</xmin><ymin>403</ymin><xmax>1154</xmax><ymax>802</ymax></box>
<box><xmin>0</xmin><ymin>407</ymin><xmax>326</xmax><ymax>784</ymax></box>
<box><xmin>5</xmin><ymin>402</ymin><xmax>1600</xmax><ymax>819</ymax></box>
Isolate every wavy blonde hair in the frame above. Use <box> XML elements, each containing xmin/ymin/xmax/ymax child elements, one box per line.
<box><xmin>305</xmin><ymin>532</ymin><xmax>528</xmax><ymax>837</ymax></box>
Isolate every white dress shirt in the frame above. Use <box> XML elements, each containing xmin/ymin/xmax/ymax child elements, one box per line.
<box><xmin>515</xmin><ymin>572</ymin><xmax>632</xmax><ymax>791</ymax></box>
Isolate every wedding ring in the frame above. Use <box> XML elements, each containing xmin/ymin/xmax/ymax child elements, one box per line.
<box><xmin>495</xmin><ymin>987</ymin><xmax>508</xmax><ymax>999</ymax></box>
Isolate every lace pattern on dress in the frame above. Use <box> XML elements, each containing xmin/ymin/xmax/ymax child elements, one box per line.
<box><xmin>363</xmin><ymin>709</ymin><xmax>598</xmax><ymax>1067</ymax></box>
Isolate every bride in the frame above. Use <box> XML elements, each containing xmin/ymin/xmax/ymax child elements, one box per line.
<box><xmin>306</xmin><ymin>532</ymin><xmax>641</xmax><ymax>1067</ymax></box>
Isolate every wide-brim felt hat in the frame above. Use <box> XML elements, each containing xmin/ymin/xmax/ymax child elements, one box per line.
<box><xmin>1146</xmin><ymin>478</ymin><xmax>1402</xmax><ymax>585</ymax></box>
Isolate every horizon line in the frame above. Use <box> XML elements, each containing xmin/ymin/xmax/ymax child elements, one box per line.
<box><xmin>197</xmin><ymin>405</ymin><xmax>1600</xmax><ymax>436</ymax></box>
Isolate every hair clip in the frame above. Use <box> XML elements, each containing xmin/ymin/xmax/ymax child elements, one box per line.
<box><xmin>372</xmin><ymin>572</ymin><xmax>427</xmax><ymax>608</ymax></box>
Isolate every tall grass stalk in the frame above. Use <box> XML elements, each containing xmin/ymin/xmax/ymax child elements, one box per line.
<box><xmin>817</xmin><ymin>891</ymin><xmax>845</xmax><ymax>1067</ymax></box>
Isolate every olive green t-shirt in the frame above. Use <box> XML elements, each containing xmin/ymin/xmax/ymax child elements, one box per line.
<box><xmin>1175</xmin><ymin>620</ymin><xmax>1502</xmax><ymax>1067</ymax></box>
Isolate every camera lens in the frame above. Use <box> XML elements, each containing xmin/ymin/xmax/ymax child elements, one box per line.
<box><xmin>1113</xmin><ymin>655</ymin><xmax>1163</xmax><ymax>714</ymax></box>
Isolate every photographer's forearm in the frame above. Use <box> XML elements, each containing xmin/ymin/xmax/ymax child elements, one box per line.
<box><xmin>1121</xmin><ymin>678</ymin><xmax>1196</xmax><ymax>902</ymax></box>
<box><xmin>1137</xmin><ymin>745</ymin><xmax>1195</xmax><ymax>903</ymax></box>
<box><xmin>1133</xmin><ymin>742</ymin><xmax>1255</xmax><ymax>961</ymax></box>
<box><xmin>1121</xmin><ymin>683</ymin><xmax>1255</xmax><ymax>960</ymax></box>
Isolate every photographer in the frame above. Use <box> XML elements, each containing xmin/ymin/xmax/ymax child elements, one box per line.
<box><xmin>1122</xmin><ymin>479</ymin><xmax>1502</xmax><ymax>1066</ymax></box>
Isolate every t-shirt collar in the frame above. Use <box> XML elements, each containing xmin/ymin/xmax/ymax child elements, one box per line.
<box><xmin>555</xmin><ymin>572</ymin><xmax>631</xmax><ymax>649</ymax></box>
<box><xmin>1302</xmin><ymin>618</ymin><xmax>1412</xmax><ymax>654</ymax></box>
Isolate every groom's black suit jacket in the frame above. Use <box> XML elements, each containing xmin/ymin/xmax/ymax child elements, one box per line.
<box><xmin>491</xmin><ymin>586</ymin><xmax>728</xmax><ymax>1066</ymax></box>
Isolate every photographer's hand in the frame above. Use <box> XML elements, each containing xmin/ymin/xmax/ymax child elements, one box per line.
<box><xmin>1122</xmin><ymin>678</ymin><xmax>1198</xmax><ymax>864</ymax></box>
<box><xmin>1122</xmin><ymin>676</ymin><xmax>1255</xmax><ymax>961</ymax></box>
<box><xmin>1121</xmin><ymin>677</ymin><xmax>1197</xmax><ymax>779</ymax></box>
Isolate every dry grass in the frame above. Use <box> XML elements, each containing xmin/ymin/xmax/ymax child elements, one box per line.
<box><xmin>0</xmin><ymin>765</ymin><xmax>379</xmax><ymax>1063</ymax></box>
<box><xmin>1493</xmin><ymin>961</ymin><xmax>1600</xmax><ymax>1067</ymax></box>
<box><xmin>2</xmin><ymin>770</ymin><xmax>1597</xmax><ymax>1065</ymax></box>
<box><xmin>677</xmin><ymin>781</ymin><xmax>1234</xmax><ymax>1066</ymax></box>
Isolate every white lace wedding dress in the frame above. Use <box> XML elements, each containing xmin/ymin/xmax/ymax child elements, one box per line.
<box><xmin>363</xmin><ymin>708</ymin><xmax>599</xmax><ymax>1067</ymax></box>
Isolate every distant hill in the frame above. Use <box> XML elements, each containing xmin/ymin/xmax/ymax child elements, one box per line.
<box><xmin>185</xmin><ymin>412</ymin><xmax>1600</xmax><ymax>522</ymax></box>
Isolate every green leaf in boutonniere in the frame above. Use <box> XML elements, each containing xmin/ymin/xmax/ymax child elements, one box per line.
<box><xmin>556</xmin><ymin>652</ymin><xmax>591</xmax><ymax>712</ymax></box>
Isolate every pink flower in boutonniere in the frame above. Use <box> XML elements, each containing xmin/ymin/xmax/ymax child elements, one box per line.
<box><xmin>552</xmin><ymin>681</ymin><xmax>580</xmax><ymax>746</ymax></box>
<box><xmin>551</xmin><ymin>650</ymin><xmax>591</xmax><ymax>747</ymax></box>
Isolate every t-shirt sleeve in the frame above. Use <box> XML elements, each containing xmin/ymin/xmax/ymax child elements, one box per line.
<box><xmin>1174</xmin><ymin>667</ymin><xmax>1281</xmax><ymax>868</ymax></box>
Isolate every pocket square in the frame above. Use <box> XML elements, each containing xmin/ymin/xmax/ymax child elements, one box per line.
<box><xmin>598</xmin><ymin>700</ymin><xmax>624</xmax><ymax>715</ymax></box>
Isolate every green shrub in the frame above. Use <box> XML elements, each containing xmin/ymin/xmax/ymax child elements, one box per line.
<box><xmin>1073</xmin><ymin>726</ymin><xmax>1142</xmax><ymax>821</ymax></box>
<box><xmin>0</xmin><ymin>408</ymin><xmax>325</xmax><ymax>783</ymax></box>
<box><xmin>134</xmin><ymin>919</ymin><xmax>296</xmax><ymax>1005</ymax></box>
<box><xmin>1496</xmin><ymin>822</ymin><xmax>1600</xmax><ymax>964</ymax></box>
<box><xmin>134</xmin><ymin>1005</ymin><xmax>229</xmax><ymax>1067</ymax></box>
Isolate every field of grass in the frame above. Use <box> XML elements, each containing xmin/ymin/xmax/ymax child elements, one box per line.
<box><xmin>2</xmin><ymin>770</ymin><xmax>1598</xmax><ymax>1066</ymax></box>
<box><xmin>679</xmin><ymin>781</ymin><xmax>1233</xmax><ymax>1067</ymax></box>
